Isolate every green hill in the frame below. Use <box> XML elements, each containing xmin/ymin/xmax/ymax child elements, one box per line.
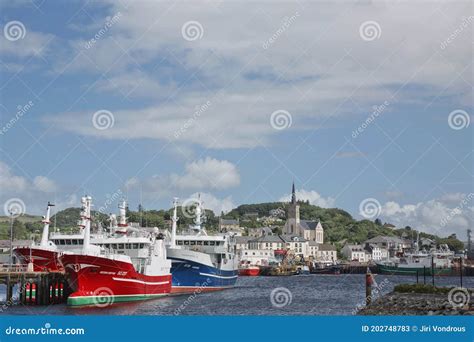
<box><xmin>0</xmin><ymin>201</ymin><xmax>463</xmax><ymax>252</ymax></box>
<box><xmin>224</xmin><ymin>201</ymin><xmax>464</xmax><ymax>251</ymax></box>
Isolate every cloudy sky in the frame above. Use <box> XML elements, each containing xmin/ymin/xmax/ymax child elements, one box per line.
<box><xmin>0</xmin><ymin>0</ymin><xmax>472</xmax><ymax>239</ymax></box>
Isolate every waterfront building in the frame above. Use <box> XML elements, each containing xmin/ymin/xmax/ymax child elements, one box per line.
<box><xmin>364</xmin><ymin>235</ymin><xmax>411</xmax><ymax>257</ymax></box>
<box><xmin>317</xmin><ymin>243</ymin><xmax>338</xmax><ymax>262</ymax></box>
<box><xmin>247</xmin><ymin>226</ymin><xmax>273</xmax><ymax>238</ymax></box>
<box><xmin>342</xmin><ymin>244</ymin><xmax>369</xmax><ymax>262</ymax></box>
<box><xmin>219</xmin><ymin>218</ymin><xmax>242</xmax><ymax>235</ymax></box>
<box><xmin>235</xmin><ymin>236</ymin><xmax>252</xmax><ymax>251</ymax></box>
<box><xmin>239</xmin><ymin>249</ymin><xmax>276</xmax><ymax>266</ymax></box>
<box><xmin>363</xmin><ymin>243</ymin><xmax>388</xmax><ymax>261</ymax></box>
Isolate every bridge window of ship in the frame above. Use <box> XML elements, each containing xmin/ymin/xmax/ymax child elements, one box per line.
<box><xmin>204</xmin><ymin>241</ymin><xmax>209</xmax><ymax>245</ymax></box>
<box><xmin>190</xmin><ymin>241</ymin><xmax>196</xmax><ymax>245</ymax></box>
<box><xmin>133</xmin><ymin>243</ymin><xmax>139</xmax><ymax>249</ymax></box>
<box><xmin>139</xmin><ymin>243</ymin><xmax>144</xmax><ymax>249</ymax></box>
<box><xmin>183</xmin><ymin>241</ymin><xmax>189</xmax><ymax>245</ymax></box>
<box><xmin>197</xmin><ymin>241</ymin><xmax>203</xmax><ymax>245</ymax></box>
<box><xmin>177</xmin><ymin>241</ymin><xmax>183</xmax><ymax>245</ymax></box>
<box><xmin>118</xmin><ymin>244</ymin><xmax>125</xmax><ymax>249</ymax></box>
<box><xmin>209</xmin><ymin>241</ymin><xmax>215</xmax><ymax>246</ymax></box>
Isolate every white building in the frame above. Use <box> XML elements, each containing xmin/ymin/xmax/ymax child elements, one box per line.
<box><xmin>342</xmin><ymin>244</ymin><xmax>369</xmax><ymax>262</ymax></box>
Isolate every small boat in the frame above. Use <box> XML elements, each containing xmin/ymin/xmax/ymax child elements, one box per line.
<box><xmin>238</xmin><ymin>262</ymin><xmax>260</xmax><ymax>276</ymax></box>
<box><xmin>310</xmin><ymin>264</ymin><xmax>341</xmax><ymax>275</ymax></box>
<box><xmin>296</xmin><ymin>265</ymin><xmax>310</xmax><ymax>275</ymax></box>
<box><xmin>376</xmin><ymin>235</ymin><xmax>454</xmax><ymax>276</ymax></box>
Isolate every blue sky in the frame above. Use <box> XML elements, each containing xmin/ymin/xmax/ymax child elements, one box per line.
<box><xmin>0</xmin><ymin>0</ymin><xmax>472</xmax><ymax>239</ymax></box>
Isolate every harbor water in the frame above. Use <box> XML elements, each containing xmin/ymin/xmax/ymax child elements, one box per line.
<box><xmin>1</xmin><ymin>274</ymin><xmax>472</xmax><ymax>316</ymax></box>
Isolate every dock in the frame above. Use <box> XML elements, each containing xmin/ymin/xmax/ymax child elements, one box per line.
<box><xmin>0</xmin><ymin>264</ymin><xmax>68</xmax><ymax>306</ymax></box>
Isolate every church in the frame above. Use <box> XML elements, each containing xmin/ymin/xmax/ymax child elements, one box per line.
<box><xmin>284</xmin><ymin>183</ymin><xmax>324</xmax><ymax>244</ymax></box>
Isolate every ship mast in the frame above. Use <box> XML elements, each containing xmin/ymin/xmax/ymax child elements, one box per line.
<box><xmin>192</xmin><ymin>194</ymin><xmax>207</xmax><ymax>235</ymax></box>
<box><xmin>40</xmin><ymin>202</ymin><xmax>55</xmax><ymax>247</ymax></box>
<box><xmin>82</xmin><ymin>196</ymin><xmax>92</xmax><ymax>252</ymax></box>
<box><xmin>170</xmin><ymin>197</ymin><xmax>179</xmax><ymax>248</ymax></box>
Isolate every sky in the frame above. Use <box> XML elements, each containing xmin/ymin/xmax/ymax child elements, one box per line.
<box><xmin>0</xmin><ymin>0</ymin><xmax>472</xmax><ymax>240</ymax></box>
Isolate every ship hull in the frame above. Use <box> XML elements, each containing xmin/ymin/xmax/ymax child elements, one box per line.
<box><xmin>169</xmin><ymin>256</ymin><xmax>238</xmax><ymax>294</ymax></box>
<box><xmin>377</xmin><ymin>264</ymin><xmax>452</xmax><ymax>276</ymax></box>
<box><xmin>61</xmin><ymin>254</ymin><xmax>171</xmax><ymax>306</ymax></box>
<box><xmin>239</xmin><ymin>267</ymin><xmax>260</xmax><ymax>276</ymax></box>
<box><xmin>13</xmin><ymin>247</ymin><xmax>63</xmax><ymax>272</ymax></box>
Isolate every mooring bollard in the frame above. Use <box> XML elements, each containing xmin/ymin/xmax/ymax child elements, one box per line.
<box><xmin>365</xmin><ymin>268</ymin><xmax>373</xmax><ymax>306</ymax></box>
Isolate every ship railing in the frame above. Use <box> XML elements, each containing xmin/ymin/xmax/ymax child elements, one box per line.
<box><xmin>0</xmin><ymin>264</ymin><xmax>29</xmax><ymax>273</ymax></box>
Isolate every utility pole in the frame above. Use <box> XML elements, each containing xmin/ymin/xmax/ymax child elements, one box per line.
<box><xmin>9</xmin><ymin>211</ymin><xmax>14</xmax><ymax>266</ymax></box>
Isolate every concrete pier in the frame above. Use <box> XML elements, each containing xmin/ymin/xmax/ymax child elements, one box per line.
<box><xmin>0</xmin><ymin>265</ymin><xmax>67</xmax><ymax>306</ymax></box>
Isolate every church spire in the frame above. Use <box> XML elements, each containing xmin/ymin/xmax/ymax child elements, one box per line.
<box><xmin>291</xmin><ymin>182</ymin><xmax>296</xmax><ymax>204</ymax></box>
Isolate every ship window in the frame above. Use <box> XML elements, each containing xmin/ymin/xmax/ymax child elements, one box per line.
<box><xmin>197</xmin><ymin>241</ymin><xmax>202</xmax><ymax>245</ymax></box>
<box><xmin>60</xmin><ymin>239</ymin><xmax>65</xmax><ymax>245</ymax></box>
<box><xmin>190</xmin><ymin>241</ymin><xmax>196</xmax><ymax>245</ymax></box>
<box><xmin>133</xmin><ymin>243</ymin><xmax>139</xmax><ymax>249</ymax></box>
<box><xmin>177</xmin><ymin>241</ymin><xmax>183</xmax><ymax>245</ymax></box>
<box><xmin>139</xmin><ymin>244</ymin><xmax>144</xmax><ymax>249</ymax></box>
<box><xmin>65</xmin><ymin>240</ymin><xmax>71</xmax><ymax>245</ymax></box>
<box><xmin>126</xmin><ymin>243</ymin><xmax>131</xmax><ymax>249</ymax></box>
<box><xmin>104</xmin><ymin>244</ymin><xmax>109</xmax><ymax>249</ymax></box>
<box><xmin>209</xmin><ymin>241</ymin><xmax>215</xmax><ymax>246</ymax></box>
<box><xmin>72</xmin><ymin>239</ymin><xmax>78</xmax><ymax>245</ymax></box>
<box><xmin>204</xmin><ymin>241</ymin><xmax>209</xmax><ymax>246</ymax></box>
<box><xmin>118</xmin><ymin>244</ymin><xmax>125</xmax><ymax>249</ymax></box>
<box><xmin>184</xmin><ymin>241</ymin><xmax>189</xmax><ymax>245</ymax></box>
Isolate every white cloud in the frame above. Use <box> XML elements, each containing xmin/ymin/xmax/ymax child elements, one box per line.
<box><xmin>33</xmin><ymin>176</ymin><xmax>59</xmax><ymax>193</ymax></box>
<box><xmin>0</xmin><ymin>161</ymin><xmax>29</xmax><ymax>192</ymax></box>
<box><xmin>46</xmin><ymin>1</ymin><xmax>472</xmax><ymax>148</ymax></box>
<box><xmin>171</xmin><ymin>157</ymin><xmax>240</xmax><ymax>190</ymax></box>
<box><xmin>187</xmin><ymin>192</ymin><xmax>235</xmax><ymax>216</ymax></box>
<box><xmin>0</xmin><ymin>161</ymin><xmax>70</xmax><ymax>215</ymax></box>
<box><xmin>125</xmin><ymin>157</ymin><xmax>240</xmax><ymax>193</ymax></box>
<box><xmin>0</xmin><ymin>30</ymin><xmax>53</xmax><ymax>59</ymax></box>
<box><xmin>279</xmin><ymin>189</ymin><xmax>335</xmax><ymax>208</ymax></box>
<box><xmin>380</xmin><ymin>194</ymin><xmax>473</xmax><ymax>238</ymax></box>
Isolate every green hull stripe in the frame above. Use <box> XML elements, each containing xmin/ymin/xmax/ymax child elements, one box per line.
<box><xmin>67</xmin><ymin>293</ymin><xmax>167</xmax><ymax>306</ymax></box>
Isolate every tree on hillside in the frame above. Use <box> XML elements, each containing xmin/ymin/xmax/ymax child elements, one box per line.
<box><xmin>12</xmin><ymin>219</ymin><xmax>27</xmax><ymax>240</ymax></box>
